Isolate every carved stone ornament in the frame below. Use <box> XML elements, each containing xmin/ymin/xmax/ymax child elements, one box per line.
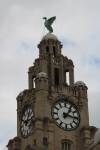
<box><xmin>55</xmin><ymin>94</ymin><xmax>69</xmax><ymax>101</ymax></box>
<box><xmin>17</xmin><ymin>108</ymin><xmax>21</xmax><ymax>120</ymax></box>
<box><xmin>78</xmin><ymin>101</ymin><xmax>83</xmax><ymax>111</ymax></box>
<box><xmin>48</xmin><ymin>94</ymin><xmax>54</xmax><ymax>104</ymax></box>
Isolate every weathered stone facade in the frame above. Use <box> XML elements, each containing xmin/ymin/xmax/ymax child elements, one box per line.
<box><xmin>7</xmin><ymin>33</ymin><xmax>100</xmax><ymax>150</ymax></box>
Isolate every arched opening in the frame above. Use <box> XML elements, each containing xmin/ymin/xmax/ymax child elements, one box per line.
<box><xmin>32</xmin><ymin>76</ymin><xmax>36</xmax><ymax>88</ymax></box>
<box><xmin>43</xmin><ymin>118</ymin><xmax>48</xmax><ymax>148</ymax></box>
<box><xmin>66</xmin><ymin>70</ymin><xmax>69</xmax><ymax>85</ymax></box>
<box><xmin>53</xmin><ymin>46</ymin><xmax>56</xmax><ymax>57</ymax></box>
<box><xmin>46</xmin><ymin>46</ymin><xmax>49</xmax><ymax>53</ymax></box>
<box><xmin>34</xmin><ymin>139</ymin><xmax>36</xmax><ymax>146</ymax></box>
<box><xmin>54</xmin><ymin>68</ymin><xmax>59</xmax><ymax>85</ymax></box>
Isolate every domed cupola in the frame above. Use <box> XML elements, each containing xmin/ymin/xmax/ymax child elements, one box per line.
<box><xmin>36</xmin><ymin>72</ymin><xmax>48</xmax><ymax>79</ymax></box>
<box><xmin>73</xmin><ymin>81</ymin><xmax>88</xmax><ymax>98</ymax></box>
<box><xmin>35</xmin><ymin>72</ymin><xmax>49</xmax><ymax>91</ymax></box>
<box><xmin>74</xmin><ymin>81</ymin><xmax>86</xmax><ymax>87</ymax></box>
<box><xmin>41</xmin><ymin>33</ymin><xmax>58</xmax><ymax>41</ymax></box>
<box><xmin>38</xmin><ymin>33</ymin><xmax>62</xmax><ymax>57</ymax></box>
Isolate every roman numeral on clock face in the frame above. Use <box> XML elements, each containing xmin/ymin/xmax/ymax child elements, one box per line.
<box><xmin>53</xmin><ymin>112</ymin><xmax>58</xmax><ymax>115</ymax></box>
<box><xmin>58</xmin><ymin>103</ymin><xmax>62</xmax><ymax>108</ymax></box>
<box><xmin>73</xmin><ymin>110</ymin><xmax>77</xmax><ymax>113</ymax></box>
<box><xmin>73</xmin><ymin>120</ymin><xmax>77</xmax><ymax>124</ymax></box>
<box><xmin>70</xmin><ymin>123</ymin><xmax>74</xmax><ymax>128</ymax></box>
<box><xmin>54</xmin><ymin>106</ymin><xmax>59</xmax><ymax>110</ymax></box>
<box><xmin>65</xmin><ymin>124</ymin><xmax>68</xmax><ymax>130</ymax></box>
<box><xmin>55</xmin><ymin>117</ymin><xmax>59</xmax><ymax>120</ymax></box>
<box><xmin>60</xmin><ymin>121</ymin><xmax>63</xmax><ymax>126</ymax></box>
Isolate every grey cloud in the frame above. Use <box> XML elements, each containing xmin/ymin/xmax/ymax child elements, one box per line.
<box><xmin>0</xmin><ymin>0</ymin><xmax>100</xmax><ymax>148</ymax></box>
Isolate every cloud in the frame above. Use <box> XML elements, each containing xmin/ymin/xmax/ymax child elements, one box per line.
<box><xmin>89</xmin><ymin>91</ymin><xmax>100</xmax><ymax>128</ymax></box>
<box><xmin>0</xmin><ymin>0</ymin><xmax>100</xmax><ymax>149</ymax></box>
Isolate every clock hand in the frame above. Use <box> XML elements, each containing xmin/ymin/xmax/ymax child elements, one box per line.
<box><xmin>63</xmin><ymin>106</ymin><xmax>72</xmax><ymax>118</ymax></box>
<box><xmin>68</xmin><ymin>106</ymin><xmax>72</xmax><ymax>113</ymax></box>
<box><xmin>23</xmin><ymin>111</ymin><xmax>30</xmax><ymax>125</ymax></box>
<box><xmin>63</xmin><ymin>112</ymin><xmax>68</xmax><ymax>118</ymax></box>
<box><xmin>63</xmin><ymin>112</ymin><xmax>78</xmax><ymax>120</ymax></box>
<box><xmin>67</xmin><ymin>114</ymin><xmax>78</xmax><ymax>120</ymax></box>
<box><xmin>23</xmin><ymin>120</ymin><xmax>27</xmax><ymax>126</ymax></box>
<box><xmin>26</xmin><ymin>118</ymin><xmax>33</xmax><ymax>126</ymax></box>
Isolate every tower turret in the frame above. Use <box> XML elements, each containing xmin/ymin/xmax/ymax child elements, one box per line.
<box><xmin>35</xmin><ymin>72</ymin><xmax>49</xmax><ymax>91</ymax></box>
<box><xmin>73</xmin><ymin>81</ymin><xmax>88</xmax><ymax>98</ymax></box>
<box><xmin>28</xmin><ymin>33</ymin><xmax>74</xmax><ymax>93</ymax></box>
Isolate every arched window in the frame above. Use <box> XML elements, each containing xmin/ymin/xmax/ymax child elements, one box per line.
<box><xmin>32</xmin><ymin>75</ymin><xmax>36</xmax><ymax>88</ymax></box>
<box><xmin>43</xmin><ymin>137</ymin><xmax>48</xmax><ymax>149</ymax></box>
<box><xmin>54</xmin><ymin>68</ymin><xmax>59</xmax><ymax>85</ymax></box>
<box><xmin>53</xmin><ymin>46</ymin><xmax>56</xmax><ymax>57</ymax></box>
<box><xmin>46</xmin><ymin>46</ymin><xmax>49</xmax><ymax>53</ymax></box>
<box><xmin>65</xmin><ymin>70</ymin><xmax>69</xmax><ymax>85</ymax></box>
<box><xmin>61</xmin><ymin>139</ymin><xmax>71</xmax><ymax>150</ymax></box>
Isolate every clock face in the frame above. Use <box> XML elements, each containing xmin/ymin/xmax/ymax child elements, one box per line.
<box><xmin>51</xmin><ymin>100</ymin><xmax>80</xmax><ymax>131</ymax></box>
<box><xmin>20</xmin><ymin>106</ymin><xmax>34</xmax><ymax>138</ymax></box>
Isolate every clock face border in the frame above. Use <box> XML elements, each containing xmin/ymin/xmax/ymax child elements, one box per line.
<box><xmin>20</xmin><ymin>105</ymin><xmax>34</xmax><ymax>138</ymax></box>
<box><xmin>51</xmin><ymin>99</ymin><xmax>80</xmax><ymax>131</ymax></box>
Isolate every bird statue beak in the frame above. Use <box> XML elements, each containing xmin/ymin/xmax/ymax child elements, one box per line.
<box><xmin>43</xmin><ymin>17</ymin><xmax>46</xmax><ymax>19</ymax></box>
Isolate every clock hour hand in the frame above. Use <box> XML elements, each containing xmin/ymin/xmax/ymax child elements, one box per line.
<box><xmin>63</xmin><ymin>106</ymin><xmax>72</xmax><ymax>119</ymax></box>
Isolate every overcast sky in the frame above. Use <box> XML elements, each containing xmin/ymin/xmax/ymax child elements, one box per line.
<box><xmin>0</xmin><ymin>0</ymin><xmax>100</xmax><ymax>149</ymax></box>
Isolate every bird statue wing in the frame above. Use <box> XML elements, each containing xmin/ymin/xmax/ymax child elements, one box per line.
<box><xmin>47</xmin><ymin>16</ymin><xmax>56</xmax><ymax>26</ymax></box>
<box><xmin>47</xmin><ymin>25</ymin><xmax>53</xmax><ymax>33</ymax></box>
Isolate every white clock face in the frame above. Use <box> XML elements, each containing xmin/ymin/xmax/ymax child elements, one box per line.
<box><xmin>51</xmin><ymin>100</ymin><xmax>80</xmax><ymax>131</ymax></box>
<box><xmin>20</xmin><ymin>106</ymin><xmax>34</xmax><ymax>138</ymax></box>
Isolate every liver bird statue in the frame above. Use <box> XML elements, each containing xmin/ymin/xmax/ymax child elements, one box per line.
<box><xmin>43</xmin><ymin>16</ymin><xmax>56</xmax><ymax>33</ymax></box>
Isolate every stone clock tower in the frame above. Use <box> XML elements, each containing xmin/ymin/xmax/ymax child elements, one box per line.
<box><xmin>7</xmin><ymin>33</ymin><xmax>98</xmax><ymax>150</ymax></box>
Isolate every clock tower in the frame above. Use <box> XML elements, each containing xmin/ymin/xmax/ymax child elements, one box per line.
<box><xmin>7</xmin><ymin>33</ymin><xmax>97</xmax><ymax>150</ymax></box>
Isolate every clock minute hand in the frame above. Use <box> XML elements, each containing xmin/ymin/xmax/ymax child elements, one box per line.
<box><xmin>67</xmin><ymin>114</ymin><xmax>78</xmax><ymax>120</ymax></box>
<box><xmin>67</xmin><ymin>106</ymin><xmax>72</xmax><ymax>114</ymax></box>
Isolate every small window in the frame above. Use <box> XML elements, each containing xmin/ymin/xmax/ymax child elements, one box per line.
<box><xmin>61</xmin><ymin>141</ymin><xmax>71</xmax><ymax>150</ymax></box>
<box><xmin>74</xmin><ymin>90</ymin><xmax>76</xmax><ymax>96</ymax></box>
<box><xmin>43</xmin><ymin>137</ymin><xmax>48</xmax><ymax>148</ymax></box>
<box><xmin>34</xmin><ymin>139</ymin><xmax>36</xmax><ymax>146</ymax></box>
<box><xmin>43</xmin><ymin>137</ymin><xmax>47</xmax><ymax>144</ymax></box>
<box><xmin>82</xmin><ymin>88</ymin><xmax>85</xmax><ymax>96</ymax></box>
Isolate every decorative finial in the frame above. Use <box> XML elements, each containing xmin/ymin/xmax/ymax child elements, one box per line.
<box><xmin>43</xmin><ymin>16</ymin><xmax>56</xmax><ymax>33</ymax></box>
